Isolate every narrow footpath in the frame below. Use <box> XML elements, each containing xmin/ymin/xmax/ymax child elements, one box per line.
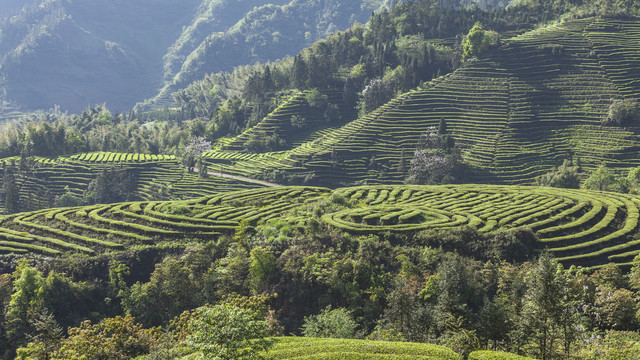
<box><xmin>191</xmin><ymin>167</ymin><xmax>282</xmax><ymax>187</ymax></box>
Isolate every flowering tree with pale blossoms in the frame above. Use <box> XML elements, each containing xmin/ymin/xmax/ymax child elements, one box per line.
<box><xmin>184</xmin><ymin>137</ymin><xmax>211</xmax><ymax>172</ymax></box>
<box><xmin>405</xmin><ymin>125</ymin><xmax>459</xmax><ymax>185</ymax></box>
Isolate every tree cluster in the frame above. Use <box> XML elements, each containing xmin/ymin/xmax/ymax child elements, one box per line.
<box><xmin>462</xmin><ymin>22</ymin><xmax>499</xmax><ymax>61</ymax></box>
<box><xmin>581</xmin><ymin>164</ymin><xmax>640</xmax><ymax>194</ymax></box>
<box><xmin>406</xmin><ymin>121</ymin><xmax>461</xmax><ymax>185</ymax></box>
<box><xmin>537</xmin><ymin>159</ymin><xmax>581</xmax><ymax>189</ymax></box>
<box><xmin>0</xmin><ymin>105</ymin><xmax>203</xmax><ymax>160</ymax></box>
<box><xmin>604</xmin><ymin>99</ymin><xmax>640</xmax><ymax>127</ymax></box>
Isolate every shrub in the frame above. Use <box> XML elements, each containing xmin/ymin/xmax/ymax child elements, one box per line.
<box><xmin>538</xmin><ymin>43</ymin><xmax>564</xmax><ymax>55</ymax></box>
<box><xmin>462</xmin><ymin>22</ymin><xmax>498</xmax><ymax>61</ymax></box>
<box><xmin>626</xmin><ymin>166</ymin><xmax>640</xmax><ymax>194</ymax></box>
<box><xmin>249</xmin><ymin>247</ymin><xmax>277</xmax><ymax>294</ymax></box>
<box><xmin>359</xmin><ymin>78</ymin><xmax>394</xmax><ymax>115</ymax></box>
<box><xmin>301</xmin><ymin>306</ymin><xmax>358</xmax><ymax>339</ymax></box>
<box><xmin>52</xmin><ymin>315</ymin><xmax>162</xmax><ymax>360</ymax></box>
<box><xmin>183</xmin><ymin>304</ymin><xmax>272</xmax><ymax>360</ymax></box>
<box><xmin>56</xmin><ymin>191</ymin><xmax>85</xmax><ymax>208</ymax></box>
<box><xmin>84</xmin><ymin>167</ymin><xmax>136</xmax><ymax>204</ymax></box>
<box><xmin>406</xmin><ymin>127</ymin><xmax>460</xmax><ymax>185</ymax></box>
<box><xmin>405</xmin><ymin>149</ymin><xmax>457</xmax><ymax>185</ymax></box>
<box><xmin>487</xmin><ymin>228</ymin><xmax>536</xmax><ymax>262</ymax></box>
<box><xmin>305</xmin><ymin>89</ymin><xmax>328</xmax><ymax>109</ymax></box>
<box><xmin>604</xmin><ymin>99</ymin><xmax>640</xmax><ymax>126</ymax></box>
<box><xmin>536</xmin><ymin>159</ymin><xmax>580</xmax><ymax>188</ymax></box>
<box><xmin>582</xmin><ymin>165</ymin><xmax>626</xmax><ymax>192</ymax></box>
<box><xmin>290</xmin><ymin>115</ymin><xmax>307</xmax><ymax>129</ymax></box>
<box><xmin>243</xmin><ymin>133</ymin><xmax>287</xmax><ymax>153</ymax></box>
<box><xmin>574</xmin><ymin>330</ymin><xmax>640</xmax><ymax>360</ymax></box>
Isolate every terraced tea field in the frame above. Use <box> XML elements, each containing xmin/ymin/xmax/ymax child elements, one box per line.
<box><xmin>2</xmin><ymin>184</ymin><xmax>640</xmax><ymax>268</ymax></box>
<box><xmin>0</xmin><ymin>152</ymin><xmax>263</xmax><ymax>212</ymax></box>
<box><xmin>323</xmin><ymin>185</ymin><xmax>640</xmax><ymax>267</ymax></box>
<box><xmin>0</xmin><ymin>187</ymin><xmax>326</xmax><ymax>256</ymax></box>
<box><xmin>202</xmin><ymin>17</ymin><xmax>640</xmax><ymax>187</ymax></box>
<box><xmin>220</xmin><ymin>89</ymin><xmax>355</xmax><ymax>152</ymax></box>
<box><xmin>264</xmin><ymin>337</ymin><xmax>463</xmax><ymax>359</ymax></box>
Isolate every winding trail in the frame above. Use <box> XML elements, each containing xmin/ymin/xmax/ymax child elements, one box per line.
<box><xmin>191</xmin><ymin>167</ymin><xmax>281</xmax><ymax>187</ymax></box>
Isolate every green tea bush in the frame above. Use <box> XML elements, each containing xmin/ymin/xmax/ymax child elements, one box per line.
<box><xmin>265</xmin><ymin>337</ymin><xmax>463</xmax><ymax>360</ymax></box>
<box><xmin>468</xmin><ymin>350</ymin><xmax>536</xmax><ymax>360</ymax></box>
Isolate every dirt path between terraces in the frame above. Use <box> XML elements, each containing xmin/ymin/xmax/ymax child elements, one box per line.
<box><xmin>191</xmin><ymin>168</ymin><xmax>281</xmax><ymax>187</ymax></box>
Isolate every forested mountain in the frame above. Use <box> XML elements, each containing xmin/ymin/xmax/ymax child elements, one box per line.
<box><xmin>0</xmin><ymin>0</ymin><xmax>201</xmax><ymax>114</ymax></box>
<box><xmin>144</xmin><ymin>0</ymin><xmax>404</xmax><ymax>109</ymax></box>
<box><xmin>0</xmin><ymin>0</ymin><xmax>396</xmax><ymax>115</ymax></box>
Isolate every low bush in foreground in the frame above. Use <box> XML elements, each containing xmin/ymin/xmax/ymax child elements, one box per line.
<box><xmin>264</xmin><ymin>337</ymin><xmax>463</xmax><ymax>359</ymax></box>
<box><xmin>468</xmin><ymin>350</ymin><xmax>536</xmax><ymax>360</ymax></box>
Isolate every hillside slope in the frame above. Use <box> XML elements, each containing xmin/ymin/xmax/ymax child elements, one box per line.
<box><xmin>0</xmin><ymin>0</ymin><xmax>391</xmax><ymax>115</ymax></box>
<box><xmin>0</xmin><ymin>152</ymin><xmax>262</xmax><ymax>213</ymax></box>
<box><xmin>204</xmin><ymin>17</ymin><xmax>640</xmax><ymax>186</ymax></box>
<box><xmin>147</xmin><ymin>0</ymin><xmax>398</xmax><ymax>108</ymax></box>
<box><xmin>0</xmin><ymin>0</ymin><xmax>201</xmax><ymax>114</ymax></box>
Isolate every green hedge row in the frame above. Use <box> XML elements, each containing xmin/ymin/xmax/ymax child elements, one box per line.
<box><xmin>264</xmin><ymin>337</ymin><xmax>462</xmax><ymax>360</ymax></box>
<box><xmin>468</xmin><ymin>350</ymin><xmax>536</xmax><ymax>360</ymax></box>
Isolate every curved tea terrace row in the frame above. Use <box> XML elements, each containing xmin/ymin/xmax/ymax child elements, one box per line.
<box><xmin>1</xmin><ymin>185</ymin><xmax>639</xmax><ymax>268</ymax></box>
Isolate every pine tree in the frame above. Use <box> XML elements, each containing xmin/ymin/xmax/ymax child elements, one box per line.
<box><xmin>2</xmin><ymin>167</ymin><xmax>19</xmax><ymax>214</ymax></box>
<box><xmin>291</xmin><ymin>55</ymin><xmax>308</xmax><ymax>89</ymax></box>
<box><xmin>438</xmin><ymin>118</ymin><xmax>448</xmax><ymax>135</ymax></box>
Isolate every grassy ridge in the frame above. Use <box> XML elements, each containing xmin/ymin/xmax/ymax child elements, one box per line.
<box><xmin>3</xmin><ymin>184</ymin><xmax>640</xmax><ymax>268</ymax></box>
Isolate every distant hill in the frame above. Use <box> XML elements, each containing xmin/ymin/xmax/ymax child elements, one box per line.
<box><xmin>0</xmin><ymin>0</ymin><xmax>26</xmax><ymax>18</ymax></box>
<box><xmin>0</xmin><ymin>0</ymin><xmax>394</xmax><ymax>115</ymax></box>
<box><xmin>0</xmin><ymin>0</ymin><xmax>202</xmax><ymax>114</ymax></box>
<box><xmin>144</xmin><ymin>0</ymin><xmax>401</xmax><ymax>108</ymax></box>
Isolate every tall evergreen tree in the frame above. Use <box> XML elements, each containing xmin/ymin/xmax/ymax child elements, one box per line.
<box><xmin>2</xmin><ymin>167</ymin><xmax>19</xmax><ymax>214</ymax></box>
<box><xmin>292</xmin><ymin>55</ymin><xmax>308</xmax><ymax>89</ymax></box>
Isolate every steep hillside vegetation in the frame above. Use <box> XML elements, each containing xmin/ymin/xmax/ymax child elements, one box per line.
<box><xmin>146</xmin><ymin>0</ymin><xmax>399</xmax><ymax>108</ymax></box>
<box><xmin>3</xmin><ymin>184</ymin><xmax>640</xmax><ymax>268</ymax></box>
<box><xmin>203</xmin><ymin>17</ymin><xmax>640</xmax><ymax>186</ymax></box>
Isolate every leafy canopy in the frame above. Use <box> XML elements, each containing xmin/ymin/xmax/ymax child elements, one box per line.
<box><xmin>184</xmin><ymin>303</ymin><xmax>272</xmax><ymax>360</ymax></box>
